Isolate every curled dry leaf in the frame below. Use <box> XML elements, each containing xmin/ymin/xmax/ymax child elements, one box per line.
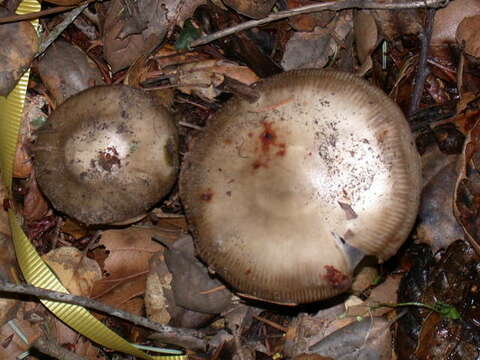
<box><xmin>173</xmin><ymin>59</ymin><xmax>259</xmax><ymax>101</ymax></box>
<box><xmin>42</xmin><ymin>246</ymin><xmax>103</xmax><ymax>297</ymax></box>
<box><xmin>0</xmin><ymin>6</ymin><xmax>38</xmax><ymax>96</ymax></box>
<box><xmin>431</xmin><ymin>0</ymin><xmax>480</xmax><ymax>46</ymax></box>
<box><xmin>222</xmin><ymin>0</ymin><xmax>276</xmax><ymax>19</ymax></box>
<box><xmin>90</xmin><ymin>226</ymin><xmax>173</xmax><ymax>309</ymax></box>
<box><xmin>37</xmin><ymin>40</ymin><xmax>105</xmax><ymax>106</ymax></box>
<box><xmin>456</xmin><ymin>15</ymin><xmax>480</xmax><ymax>58</ymax></box>
<box><xmin>353</xmin><ymin>10</ymin><xmax>378</xmax><ymax>66</ymax></box>
<box><xmin>103</xmin><ymin>0</ymin><xmax>205</xmax><ymax>72</ymax></box>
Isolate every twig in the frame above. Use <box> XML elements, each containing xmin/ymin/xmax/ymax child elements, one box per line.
<box><xmin>0</xmin><ymin>280</ymin><xmax>207</xmax><ymax>346</ymax></box>
<box><xmin>33</xmin><ymin>336</ymin><xmax>87</xmax><ymax>360</ymax></box>
<box><xmin>0</xmin><ymin>0</ymin><xmax>96</xmax><ymax>24</ymax></box>
<box><xmin>408</xmin><ymin>8</ymin><xmax>436</xmax><ymax>116</ymax></box>
<box><xmin>36</xmin><ymin>3</ymin><xmax>90</xmax><ymax>57</ymax></box>
<box><xmin>191</xmin><ymin>0</ymin><xmax>449</xmax><ymax>47</ymax></box>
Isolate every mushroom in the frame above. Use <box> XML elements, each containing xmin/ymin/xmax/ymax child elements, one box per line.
<box><xmin>33</xmin><ymin>85</ymin><xmax>178</xmax><ymax>225</ymax></box>
<box><xmin>180</xmin><ymin>69</ymin><xmax>422</xmax><ymax>304</ymax></box>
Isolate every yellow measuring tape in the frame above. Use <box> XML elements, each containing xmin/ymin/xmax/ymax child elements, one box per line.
<box><xmin>0</xmin><ymin>2</ymin><xmax>186</xmax><ymax>359</ymax></box>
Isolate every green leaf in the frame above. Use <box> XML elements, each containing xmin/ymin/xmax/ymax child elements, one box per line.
<box><xmin>175</xmin><ymin>19</ymin><xmax>201</xmax><ymax>51</ymax></box>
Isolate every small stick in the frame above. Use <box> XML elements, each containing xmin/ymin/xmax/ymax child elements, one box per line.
<box><xmin>252</xmin><ymin>314</ymin><xmax>289</xmax><ymax>333</ymax></box>
<box><xmin>191</xmin><ymin>0</ymin><xmax>449</xmax><ymax>48</ymax></box>
<box><xmin>0</xmin><ymin>280</ymin><xmax>207</xmax><ymax>345</ymax></box>
<box><xmin>36</xmin><ymin>3</ymin><xmax>89</xmax><ymax>57</ymax></box>
<box><xmin>408</xmin><ymin>8</ymin><xmax>436</xmax><ymax>116</ymax></box>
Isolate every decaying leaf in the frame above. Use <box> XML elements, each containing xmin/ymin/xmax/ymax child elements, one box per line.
<box><xmin>222</xmin><ymin>0</ymin><xmax>276</xmax><ymax>19</ymax></box>
<box><xmin>416</xmin><ymin>146</ymin><xmax>464</xmax><ymax>252</ymax></box>
<box><xmin>281</xmin><ymin>12</ymin><xmax>352</xmax><ymax>70</ymax></box>
<box><xmin>42</xmin><ymin>246</ymin><xmax>102</xmax><ymax>296</ymax></box>
<box><xmin>0</xmin><ymin>6</ymin><xmax>38</xmax><ymax>96</ymax></box>
<box><xmin>37</xmin><ymin>40</ymin><xmax>105</xmax><ymax>106</ymax></box>
<box><xmin>164</xmin><ymin>235</ymin><xmax>233</xmax><ymax>314</ymax></box>
<box><xmin>456</xmin><ymin>15</ymin><xmax>480</xmax><ymax>58</ymax></box>
<box><xmin>309</xmin><ymin>317</ymin><xmax>392</xmax><ymax>360</ymax></box>
<box><xmin>103</xmin><ymin>0</ymin><xmax>205</xmax><ymax>72</ymax></box>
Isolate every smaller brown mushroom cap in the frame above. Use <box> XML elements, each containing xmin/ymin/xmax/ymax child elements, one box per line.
<box><xmin>34</xmin><ymin>85</ymin><xmax>178</xmax><ymax>225</ymax></box>
<box><xmin>180</xmin><ymin>70</ymin><xmax>422</xmax><ymax>304</ymax></box>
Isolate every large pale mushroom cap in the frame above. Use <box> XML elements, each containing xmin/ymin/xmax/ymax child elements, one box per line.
<box><xmin>34</xmin><ymin>85</ymin><xmax>179</xmax><ymax>225</ymax></box>
<box><xmin>180</xmin><ymin>70</ymin><xmax>422</xmax><ymax>304</ymax></box>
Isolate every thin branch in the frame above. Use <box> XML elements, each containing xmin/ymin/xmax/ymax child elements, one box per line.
<box><xmin>36</xmin><ymin>3</ymin><xmax>89</xmax><ymax>57</ymax></box>
<box><xmin>408</xmin><ymin>8</ymin><xmax>436</xmax><ymax>116</ymax></box>
<box><xmin>191</xmin><ymin>0</ymin><xmax>449</xmax><ymax>47</ymax></box>
<box><xmin>0</xmin><ymin>280</ymin><xmax>207</xmax><ymax>347</ymax></box>
<box><xmin>0</xmin><ymin>0</ymin><xmax>96</xmax><ymax>24</ymax></box>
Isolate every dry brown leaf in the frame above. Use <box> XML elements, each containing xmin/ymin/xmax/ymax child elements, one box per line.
<box><xmin>145</xmin><ymin>252</ymin><xmax>174</xmax><ymax>324</ymax></box>
<box><xmin>42</xmin><ymin>246</ymin><xmax>102</xmax><ymax>297</ymax></box>
<box><xmin>222</xmin><ymin>0</ymin><xmax>276</xmax><ymax>19</ymax></box>
<box><xmin>90</xmin><ymin>226</ymin><xmax>175</xmax><ymax>306</ymax></box>
<box><xmin>456</xmin><ymin>15</ymin><xmax>480</xmax><ymax>58</ymax></box>
<box><xmin>0</xmin><ymin>6</ymin><xmax>38</xmax><ymax>96</ymax></box>
<box><xmin>37</xmin><ymin>40</ymin><xmax>104</xmax><ymax>106</ymax></box>
<box><xmin>173</xmin><ymin>59</ymin><xmax>258</xmax><ymax>100</ymax></box>
<box><xmin>431</xmin><ymin>0</ymin><xmax>480</xmax><ymax>45</ymax></box>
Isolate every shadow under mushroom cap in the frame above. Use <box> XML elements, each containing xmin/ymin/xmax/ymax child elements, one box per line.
<box><xmin>180</xmin><ymin>69</ymin><xmax>422</xmax><ymax>304</ymax></box>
